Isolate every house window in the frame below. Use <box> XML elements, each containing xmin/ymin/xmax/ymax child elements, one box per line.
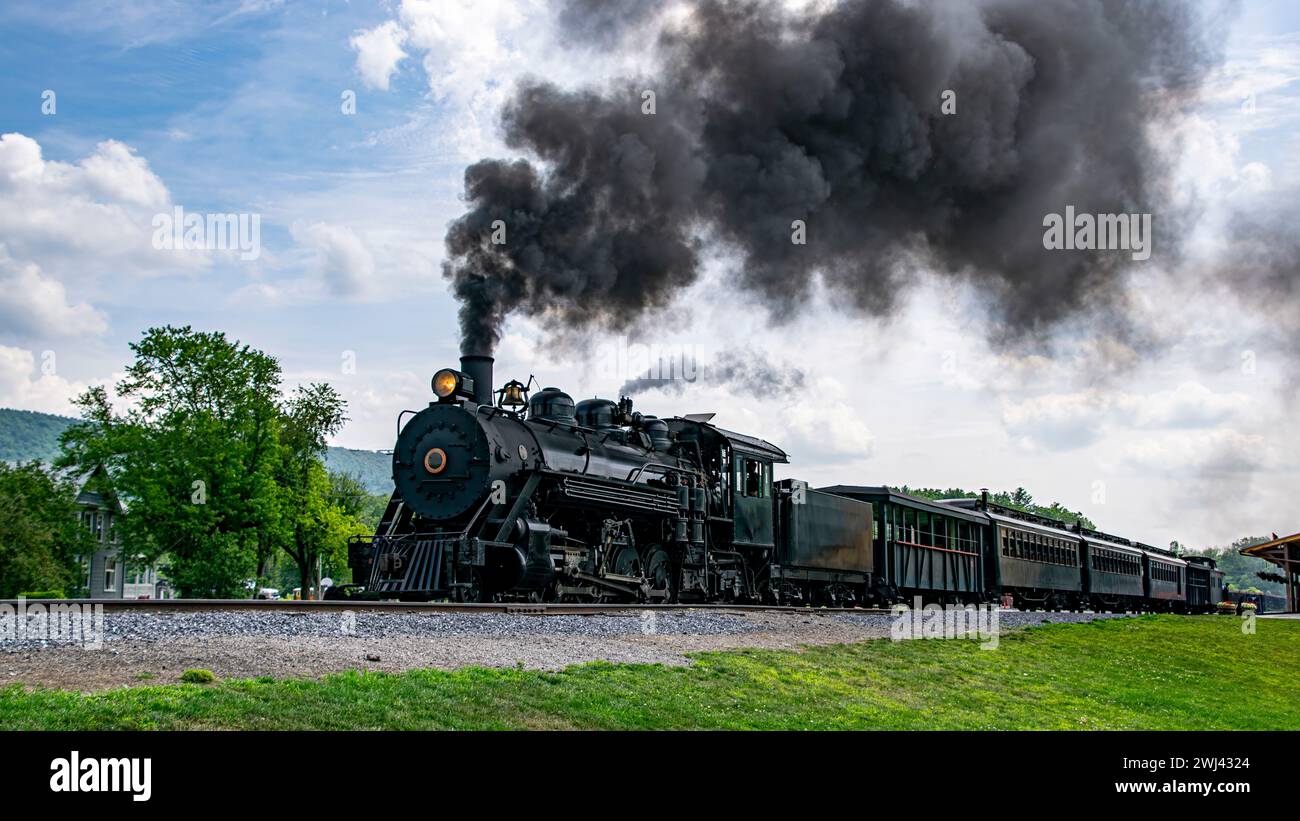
<box><xmin>104</xmin><ymin>557</ymin><xmax>117</xmax><ymax>592</ymax></box>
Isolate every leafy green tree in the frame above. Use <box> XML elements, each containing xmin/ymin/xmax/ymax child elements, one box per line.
<box><xmin>274</xmin><ymin>384</ymin><xmax>364</xmax><ymax>596</ymax></box>
<box><xmin>0</xmin><ymin>461</ymin><xmax>95</xmax><ymax>597</ymax></box>
<box><xmin>329</xmin><ymin>471</ymin><xmax>388</xmax><ymax>532</ymax></box>
<box><xmin>1190</xmin><ymin>537</ymin><xmax>1282</xmax><ymax>595</ymax></box>
<box><xmin>59</xmin><ymin>326</ymin><xmax>284</xmax><ymax>597</ymax></box>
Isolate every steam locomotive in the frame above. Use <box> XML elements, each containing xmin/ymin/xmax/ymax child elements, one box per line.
<box><xmin>340</xmin><ymin>354</ymin><xmax>1224</xmax><ymax>612</ymax></box>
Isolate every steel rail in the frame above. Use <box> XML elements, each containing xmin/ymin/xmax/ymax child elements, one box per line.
<box><xmin>0</xmin><ymin>598</ymin><xmax>891</xmax><ymax>616</ymax></box>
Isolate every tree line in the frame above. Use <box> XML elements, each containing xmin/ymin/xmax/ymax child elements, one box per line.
<box><xmin>897</xmin><ymin>486</ymin><xmax>1096</xmax><ymax>530</ymax></box>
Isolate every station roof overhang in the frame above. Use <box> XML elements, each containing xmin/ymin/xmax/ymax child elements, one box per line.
<box><xmin>1242</xmin><ymin>532</ymin><xmax>1300</xmax><ymax>566</ymax></box>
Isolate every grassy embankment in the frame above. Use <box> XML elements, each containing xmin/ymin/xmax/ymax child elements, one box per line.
<box><xmin>1</xmin><ymin>615</ymin><xmax>1296</xmax><ymax>730</ymax></box>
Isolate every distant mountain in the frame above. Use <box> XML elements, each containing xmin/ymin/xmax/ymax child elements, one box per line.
<box><xmin>323</xmin><ymin>447</ymin><xmax>393</xmax><ymax>494</ymax></box>
<box><xmin>0</xmin><ymin>408</ymin><xmax>393</xmax><ymax>494</ymax></box>
<box><xmin>0</xmin><ymin>408</ymin><xmax>70</xmax><ymax>463</ymax></box>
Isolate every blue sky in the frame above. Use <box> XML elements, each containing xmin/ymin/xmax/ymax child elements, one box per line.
<box><xmin>0</xmin><ymin>0</ymin><xmax>470</xmax><ymax>392</ymax></box>
<box><xmin>1</xmin><ymin>0</ymin><xmax>1298</xmax><ymax>549</ymax></box>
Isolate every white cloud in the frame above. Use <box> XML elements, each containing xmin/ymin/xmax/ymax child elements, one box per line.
<box><xmin>76</xmin><ymin>138</ymin><xmax>170</xmax><ymax>207</ymax></box>
<box><xmin>1001</xmin><ymin>390</ymin><xmax>1111</xmax><ymax>451</ymax></box>
<box><xmin>228</xmin><ymin>221</ymin><xmax>381</xmax><ymax>308</ymax></box>
<box><xmin>0</xmin><ymin>345</ymin><xmax>86</xmax><ymax>416</ymax></box>
<box><xmin>781</xmin><ymin>395</ymin><xmax>875</xmax><ymax>465</ymax></box>
<box><xmin>0</xmin><ymin>133</ymin><xmax>220</xmax><ymax>341</ymax></box>
<box><xmin>1001</xmin><ymin>382</ymin><xmax>1251</xmax><ymax>451</ymax></box>
<box><xmin>0</xmin><ymin>133</ymin><xmax>183</xmax><ymax>267</ymax></box>
<box><xmin>291</xmin><ymin>221</ymin><xmax>376</xmax><ymax>298</ymax></box>
<box><xmin>281</xmin><ymin>366</ymin><xmax>428</xmax><ymax>451</ymax></box>
<box><xmin>1125</xmin><ymin>382</ymin><xmax>1250</xmax><ymax>429</ymax></box>
<box><xmin>1122</xmin><ymin>429</ymin><xmax>1270</xmax><ymax>476</ymax></box>
<box><xmin>1200</xmin><ymin>31</ymin><xmax>1300</xmax><ymax>137</ymax></box>
<box><xmin>355</xmin><ymin>0</ymin><xmax>667</xmax><ymax>157</ymax></box>
<box><xmin>0</xmin><ymin>246</ymin><xmax>108</xmax><ymax>338</ymax></box>
<box><xmin>350</xmin><ymin>20</ymin><xmax>409</xmax><ymax>91</ymax></box>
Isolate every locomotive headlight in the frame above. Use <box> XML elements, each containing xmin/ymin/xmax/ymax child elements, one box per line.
<box><xmin>432</xmin><ymin>369</ymin><xmax>460</xmax><ymax>399</ymax></box>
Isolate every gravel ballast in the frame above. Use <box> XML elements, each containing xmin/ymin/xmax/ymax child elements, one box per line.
<box><xmin>1</xmin><ymin>607</ymin><xmax>1131</xmax><ymax>692</ymax></box>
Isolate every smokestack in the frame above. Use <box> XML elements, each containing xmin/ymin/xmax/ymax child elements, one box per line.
<box><xmin>980</xmin><ymin>488</ymin><xmax>989</xmax><ymax>510</ymax></box>
<box><xmin>460</xmin><ymin>354</ymin><xmax>494</xmax><ymax>406</ymax></box>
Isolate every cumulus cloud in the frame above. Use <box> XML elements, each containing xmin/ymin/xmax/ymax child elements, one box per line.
<box><xmin>1123</xmin><ymin>429</ymin><xmax>1269</xmax><ymax>476</ymax></box>
<box><xmin>0</xmin><ymin>345</ymin><xmax>87</xmax><ymax>416</ymax></box>
<box><xmin>76</xmin><ymin>138</ymin><xmax>170</xmax><ymax>207</ymax></box>
<box><xmin>230</xmin><ymin>222</ymin><xmax>379</xmax><ymax>307</ymax></box>
<box><xmin>0</xmin><ymin>132</ymin><xmax>197</xmax><ymax>342</ymax></box>
<box><xmin>0</xmin><ymin>132</ymin><xmax>211</xmax><ymax>341</ymax></box>
<box><xmin>291</xmin><ymin>221</ymin><xmax>377</xmax><ymax>298</ymax></box>
<box><xmin>0</xmin><ymin>133</ymin><xmax>190</xmax><ymax>275</ymax></box>
<box><xmin>0</xmin><ymin>246</ymin><xmax>108</xmax><ymax>338</ymax></box>
<box><xmin>1001</xmin><ymin>382</ymin><xmax>1250</xmax><ymax>451</ymax></box>
<box><xmin>350</xmin><ymin>20</ymin><xmax>409</xmax><ymax>90</ymax></box>
<box><xmin>780</xmin><ymin>396</ymin><xmax>875</xmax><ymax>466</ymax></box>
<box><xmin>281</xmin><ymin>366</ymin><xmax>428</xmax><ymax>450</ymax></box>
<box><xmin>356</xmin><ymin>0</ymin><xmax>661</xmax><ymax>157</ymax></box>
<box><xmin>1126</xmin><ymin>381</ymin><xmax>1250</xmax><ymax>429</ymax></box>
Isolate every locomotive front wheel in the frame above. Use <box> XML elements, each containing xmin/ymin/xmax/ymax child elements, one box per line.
<box><xmin>644</xmin><ymin>548</ymin><xmax>674</xmax><ymax>602</ymax></box>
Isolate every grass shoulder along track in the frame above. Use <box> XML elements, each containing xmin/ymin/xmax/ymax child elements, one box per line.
<box><xmin>1</xmin><ymin>615</ymin><xmax>1295</xmax><ymax>730</ymax></box>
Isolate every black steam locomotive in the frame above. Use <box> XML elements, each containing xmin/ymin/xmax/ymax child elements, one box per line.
<box><xmin>340</xmin><ymin>355</ymin><xmax>1224</xmax><ymax>612</ymax></box>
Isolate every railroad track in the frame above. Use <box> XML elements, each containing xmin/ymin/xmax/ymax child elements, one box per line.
<box><xmin>0</xmin><ymin>598</ymin><xmax>891</xmax><ymax>616</ymax></box>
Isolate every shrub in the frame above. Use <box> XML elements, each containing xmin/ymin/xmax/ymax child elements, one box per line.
<box><xmin>17</xmin><ymin>590</ymin><xmax>65</xmax><ymax>599</ymax></box>
<box><xmin>180</xmin><ymin>669</ymin><xmax>216</xmax><ymax>684</ymax></box>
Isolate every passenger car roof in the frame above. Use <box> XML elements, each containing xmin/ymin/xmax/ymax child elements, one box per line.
<box><xmin>820</xmin><ymin>485</ymin><xmax>990</xmax><ymax>524</ymax></box>
<box><xmin>983</xmin><ymin>508</ymin><xmax>1079</xmax><ymax>539</ymax></box>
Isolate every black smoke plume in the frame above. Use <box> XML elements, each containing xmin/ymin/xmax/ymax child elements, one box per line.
<box><xmin>443</xmin><ymin>0</ymin><xmax>1221</xmax><ymax>355</ymax></box>
<box><xmin>618</xmin><ymin>348</ymin><xmax>806</xmax><ymax>397</ymax></box>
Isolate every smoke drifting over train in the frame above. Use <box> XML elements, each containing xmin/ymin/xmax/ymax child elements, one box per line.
<box><xmin>442</xmin><ymin>0</ymin><xmax>1223</xmax><ymax>356</ymax></box>
<box><xmin>617</xmin><ymin>348</ymin><xmax>807</xmax><ymax>397</ymax></box>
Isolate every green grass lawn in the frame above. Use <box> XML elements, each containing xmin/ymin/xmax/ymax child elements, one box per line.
<box><xmin>2</xmin><ymin>615</ymin><xmax>1296</xmax><ymax>730</ymax></box>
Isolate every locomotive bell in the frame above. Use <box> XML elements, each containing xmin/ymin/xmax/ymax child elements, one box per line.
<box><xmin>499</xmin><ymin>379</ymin><xmax>527</xmax><ymax>409</ymax></box>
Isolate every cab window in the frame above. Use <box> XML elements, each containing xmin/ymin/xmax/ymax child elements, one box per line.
<box><xmin>742</xmin><ymin>458</ymin><xmax>764</xmax><ymax>497</ymax></box>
